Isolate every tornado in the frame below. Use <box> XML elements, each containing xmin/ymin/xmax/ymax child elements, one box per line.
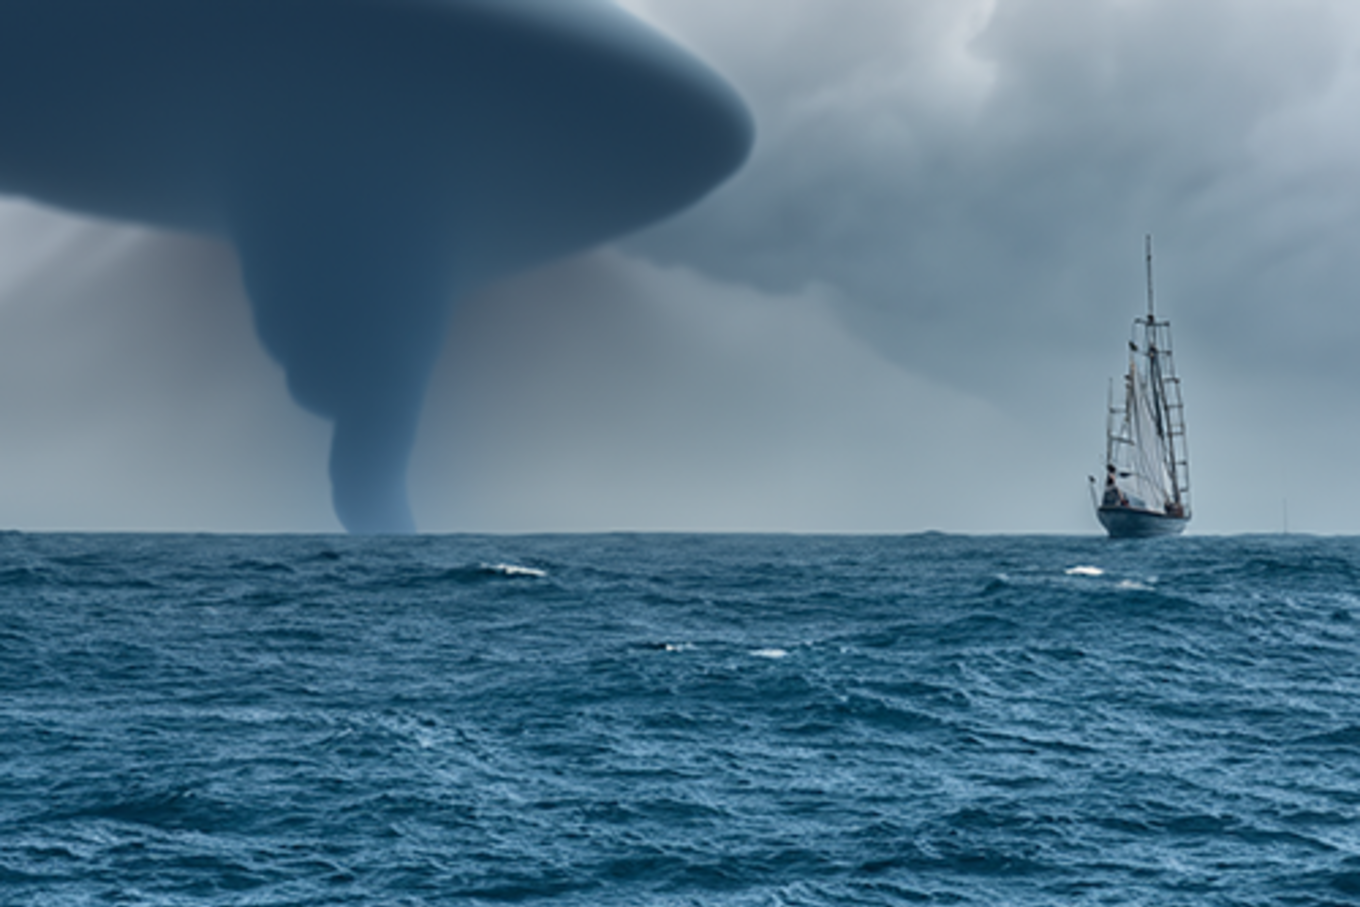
<box><xmin>0</xmin><ymin>0</ymin><xmax>752</xmax><ymax>532</ymax></box>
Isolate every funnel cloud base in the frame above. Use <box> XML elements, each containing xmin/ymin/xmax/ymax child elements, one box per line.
<box><xmin>234</xmin><ymin>212</ymin><xmax>453</xmax><ymax>535</ymax></box>
<box><xmin>330</xmin><ymin>412</ymin><xmax>418</xmax><ymax>534</ymax></box>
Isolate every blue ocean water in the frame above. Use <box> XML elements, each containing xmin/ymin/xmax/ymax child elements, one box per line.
<box><xmin>2</xmin><ymin>533</ymin><xmax>1360</xmax><ymax>906</ymax></box>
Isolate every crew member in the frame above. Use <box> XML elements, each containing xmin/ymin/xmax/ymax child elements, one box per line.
<box><xmin>1103</xmin><ymin>464</ymin><xmax>1128</xmax><ymax>507</ymax></box>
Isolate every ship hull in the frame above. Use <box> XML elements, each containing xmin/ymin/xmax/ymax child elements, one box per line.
<box><xmin>1097</xmin><ymin>506</ymin><xmax>1188</xmax><ymax>539</ymax></box>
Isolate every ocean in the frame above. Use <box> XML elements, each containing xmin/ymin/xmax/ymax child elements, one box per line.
<box><xmin>2</xmin><ymin>532</ymin><xmax>1359</xmax><ymax>906</ymax></box>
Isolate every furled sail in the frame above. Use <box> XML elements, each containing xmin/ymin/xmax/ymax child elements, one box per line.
<box><xmin>1110</xmin><ymin>336</ymin><xmax>1182</xmax><ymax>513</ymax></box>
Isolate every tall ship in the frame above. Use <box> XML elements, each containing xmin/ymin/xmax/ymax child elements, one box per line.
<box><xmin>1091</xmin><ymin>237</ymin><xmax>1191</xmax><ymax>538</ymax></box>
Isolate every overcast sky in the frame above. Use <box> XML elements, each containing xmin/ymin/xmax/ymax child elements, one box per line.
<box><xmin>4</xmin><ymin>0</ymin><xmax>1360</xmax><ymax>534</ymax></box>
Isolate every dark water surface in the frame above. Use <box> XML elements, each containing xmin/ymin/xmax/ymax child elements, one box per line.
<box><xmin>3</xmin><ymin>532</ymin><xmax>1360</xmax><ymax>905</ymax></box>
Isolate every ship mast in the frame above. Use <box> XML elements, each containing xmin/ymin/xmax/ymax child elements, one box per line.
<box><xmin>1145</xmin><ymin>234</ymin><xmax>1155</xmax><ymax>321</ymax></box>
<box><xmin>1144</xmin><ymin>236</ymin><xmax>1164</xmax><ymax>446</ymax></box>
<box><xmin>1143</xmin><ymin>235</ymin><xmax>1185</xmax><ymax>509</ymax></box>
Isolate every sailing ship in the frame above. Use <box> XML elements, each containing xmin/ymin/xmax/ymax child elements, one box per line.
<box><xmin>1091</xmin><ymin>236</ymin><xmax>1191</xmax><ymax>538</ymax></box>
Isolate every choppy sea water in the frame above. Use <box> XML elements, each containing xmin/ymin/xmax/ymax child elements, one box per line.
<box><xmin>3</xmin><ymin>532</ymin><xmax>1360</xmax><ymax>906</ymax></box>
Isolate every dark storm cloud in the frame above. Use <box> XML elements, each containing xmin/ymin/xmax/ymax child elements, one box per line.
<box><xmin>7</xmin><ymin>0</ymin><xmax>1360</xmax><ymax>534</ymax></box>
<box><xmin>0</xmin><ymin>0</ymin><xmax>751</xmax><ymax>532</ymax></box>
<box><xmin>629</xmin><ymin>0</ymin><xmax>1360</xmax><ymax>387</ymax></box>
<box><xmin>623</xmin><ymin>0</ymin><xmax>1360</xmax><ymax>531</ymax></box>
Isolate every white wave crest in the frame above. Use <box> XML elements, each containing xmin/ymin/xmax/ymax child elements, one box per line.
<box><xmin>1065</xmin><ymin>565</ymin><xmax>1104</xmax><ymax>577</ymax></box>
<box><xmin>484</xmin><ymin>563</ymin><xmax>547</xmax><ymax>578</ymax></box>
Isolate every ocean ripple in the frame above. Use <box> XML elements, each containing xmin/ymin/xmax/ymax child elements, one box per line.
<box><xmin>3</xmin><ymin>533</ymin><xmax>1360</xmax><ymax>904</ymax></box>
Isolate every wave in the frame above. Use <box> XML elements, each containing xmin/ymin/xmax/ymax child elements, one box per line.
<box><xmin>1065</xmin><ymin>565</ymin><xmax>1104</xmax><ymax>577</ymax></box>
<box><xmin>6</xmin><ymin>533</ymin><xmax>1360</xmax><ymax>906</ymax></box>
<box><xmin>481</xmin><ymin>563</ymin><xmax>548</xmax><ymax>579</ymax></box>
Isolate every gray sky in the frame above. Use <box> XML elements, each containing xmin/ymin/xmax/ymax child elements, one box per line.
<box><xmin>3</xmin><ymin>0</ymin><xmax>1360</xmax><ymax>534</ymax></box>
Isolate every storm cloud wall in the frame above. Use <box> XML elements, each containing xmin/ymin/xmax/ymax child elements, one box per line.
<box><xmin>0</xmin><ymin>0</ymin><xmax>752</xmax><ymax>532</ymax></box>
